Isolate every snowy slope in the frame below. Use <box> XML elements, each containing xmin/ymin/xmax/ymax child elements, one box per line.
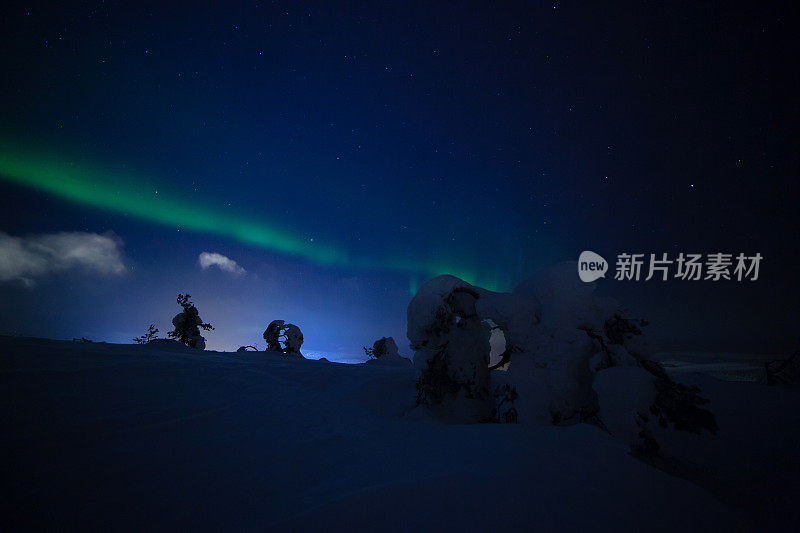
<box><xmin>1</xmin><ymin>336</ymin><xmax>797</xmax><ymax>530</ymax></box>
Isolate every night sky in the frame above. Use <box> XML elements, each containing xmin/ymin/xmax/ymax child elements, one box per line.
<box><xmin>1</xmin><ymin>1</ymin><xmax>798</xmax><ymax>359</ymax></box>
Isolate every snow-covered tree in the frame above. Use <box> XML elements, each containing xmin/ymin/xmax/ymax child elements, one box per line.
<box><xmin>373</xmin><ymin>337</ymin><xmax>397</xmax><ymax>358</ymax></box>
<box><xmin>282</xmin><ymin>324</ymin><xmax>304</xmax><ymax>356</ymax></box>
<box><xmin>411</xmin><ymin>285</ymin><xmax>493</xmax><ymax>422</ymax></box>
<box><xmin>408</xmin><ymin>268</ymin><xmax>718</xmax><ymax>450</ymax></box>
<box><xmin>364</xmin><ymin>337</ymin><xmax>411</xmax><ymax>366</ymax></box>
<box><xmin>261</xmin><ymin>320</ymin><xmax>304</xmax><ymax>357</ymax></box>
<box><xmin>167</xmin><ymin>294</ymin><xmax>213</xmax><ymax>350</ymax></box>
<box><xmin>408</xmin><ymin>275</ymin><xmax>537</xmax><ymax>423</ymax></box>
<box><xmin>263</xmin><ymin>320</ymin><xmax>285</xmax><ymax>352</ymax></box>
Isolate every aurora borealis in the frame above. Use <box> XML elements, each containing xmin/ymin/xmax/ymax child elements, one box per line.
<box><xmin>0</xmin><ymin>146</ymin><xmax>347</xmax><ymax>267</ymax></box>
<box><xmin>0</xmin><ymin>145</ymin><xmax>499</xmax><ymax>290</ymax></box>
<box><xmin>1</xmin><ymin>2</ymin><xmax>798</xmax><ymax>356</ymax></box>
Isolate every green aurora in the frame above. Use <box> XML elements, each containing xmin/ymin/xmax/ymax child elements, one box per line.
<box><xmin>0</xmin><ymin>147</ymin><xmax>506</xmax><ymax>292</ymax></box>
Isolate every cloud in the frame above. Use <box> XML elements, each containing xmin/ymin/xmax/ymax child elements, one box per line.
<box><xmin>0</xmin><ymin>231</ymin><xmax>127</xmax><ymax>286</ymax></box>
<box><xmin>198</xmin><ymin>252</ymin><xmax>246</xmax><ymax>275</ymax></box>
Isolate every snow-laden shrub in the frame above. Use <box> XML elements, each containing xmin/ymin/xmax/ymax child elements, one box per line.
<box><xmin>373</xmin><ymin>337</ymin><xmax>398</xmax><ymax>358</ymax></box>
<box><xmin>283</xmin><ymin>324</ymin><xmax>304</xmax><ymax>356</ymax></box>
<box><xmin>261</xmin><ymin>320</ymin><xmax>304</xmax><ymax>357</ymax></box>
<box><xmin>580</xmin><ymin>312</ymin><xmax>717</xmax><ymax>451</ymax></box>
<box><xmin>263</xmin><ymin>320</ymin><xmax>285</xmax><ymax>352</ymax></box>
<box><xmin>408</xmin><ymin>278</ymin><xmax>535</xmax><ymax>423</ymax></box>
<box><xmin>411</xmin><ymin>286</ymin><xmax>493</xmax><ymax>422</ymax></box>
<box><xmin>408</xmin><ymin>265</ymin><xmax>718</xmax><ymax>450</ymax></box>
<box><xmin>364</xmin><ymin>337</ymin><xmax>411</xmax><ymax>366</ymax></box>
<box><xmin>167</xmin><ymin>294</ymin><xmax>212</xmax><ymax>350</ymax></box>
<box><xmin>408</xmin><ymin>275</ymin><xmax>540</xmax><ymax>359</ymax></box>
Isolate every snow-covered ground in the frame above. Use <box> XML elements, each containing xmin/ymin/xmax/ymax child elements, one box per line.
<box><xmin>1</xmin><ymin>336</ymin><xmax>798</xmax><ymax>531</ymax></box>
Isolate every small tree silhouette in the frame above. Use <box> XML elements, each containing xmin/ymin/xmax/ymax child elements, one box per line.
<box><xmin>167</xmin><ymin>294</ymin><xmax>213</xmax><ymax>349</ymax></box>
<box><xmin>133</xmin><ymin>324</ymin><xmax>159</xmax><ymax>344</ymax></box>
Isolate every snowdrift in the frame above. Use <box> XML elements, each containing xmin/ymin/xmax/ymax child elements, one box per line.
<box><xmin>1</xmin><ymin>335</ymin><xmax>798</xmax><ymax>530</ymax></box>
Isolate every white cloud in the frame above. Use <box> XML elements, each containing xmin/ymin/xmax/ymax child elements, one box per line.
<box><xmin>0</xmin><ymin>231</ymin><xmax>127</xmax><ymax>286</ymax></box>
<box><xmin>198</xmin><ymin>252</ymin><xmax>246</xmax><ymax>275</ymax></box>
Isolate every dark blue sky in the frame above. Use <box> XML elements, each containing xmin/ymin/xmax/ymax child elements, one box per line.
<box><xmin>1</xmin><ymin>1</ymin><xmax>798</xmax><ymax>358</ymax></box>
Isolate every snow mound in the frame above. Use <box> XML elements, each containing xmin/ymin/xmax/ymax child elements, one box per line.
<box><xmin>364</xmin><ymin>337</ymin><xmax>411</xmax><ymax>366</ymax></box>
